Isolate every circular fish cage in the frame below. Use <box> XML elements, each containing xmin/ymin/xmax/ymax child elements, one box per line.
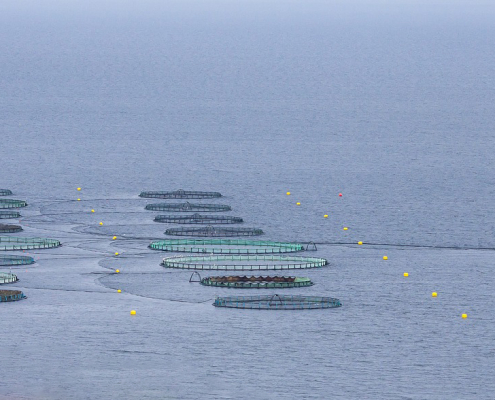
<box><xmin>0</xmin><ymin>237</ymin><xmax>61</xmax><ymax>251</ymax></box>
<box><xmin>201</xmin><ymin>276</ymin><xmax>313</xmax><ymax>289</ymax></box>
<box><xmin>0</xmin><ymin>272</ymin><xmax>19</xmax><ymax>284</ymax></box>
<box><xmin>149</xmin><ymin>239</ymin><xmax>305</xmax><ymax>254</ymax></box>
<box><xmin>213</xmin><ymin>294</ymin><xmax>342</xmax><ymax>310</ymax></box>
<box><xmin>161</xmin><ymin>255</ymin><xmax>328</xmax><ymax>270</ymax></box>
<box><xmin>0</xmin><ymin>255</ymin><xmax>35</xmax><ymax>266</ymax></box>
<box><xmin>0</xmin><ymin>189</ymin><xmax>13</xmax><ymax>196</ymax></box>
<box><xmin>140</xmin><ymin>190</ymin><xmax>222</xmax><ymax>199</ymax></box>
<box><xmin>0</xmin><ymin>211</ymin><xmax>21</xmax><ymax>219</ymax></box>
<box><xmin>154</xmin><ymin>213</ymin><xmax>243</xmax><ymax>224</ymax></box>
<box><xmin>0</xmin><ymin>199</ymin><xmax>28</xmax><ymax>209</ymax></box>
<box><xmin>165</xmin><ymin>226</ymin><xmax>263</xmax><ymax>237</ymax></box>
<box><xmin>145</xmin><ymin>202</ymin><xmax>231</xmax><ymax>212</ymax></box>
<box><xmin>0</xmin><ymin>289</ymin><xmax>26</xmax><ymax>302</ymax></box>
<box><xmin>0</xmin><ymin>224</ymin><xmax>23</xmax><ymax>233</ymax></box>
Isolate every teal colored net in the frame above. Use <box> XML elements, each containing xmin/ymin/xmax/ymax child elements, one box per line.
<box><xmin>0</xmin><ymin>289</ymin><xmax>26</xmax><ymax>302</ymax></box>
<box><xmin>155</xmin><ymin>214</ymin><xmax>243</xmax><ymax>224</ymax></box>
<box><xmin>0</xmin><ymin>237</ymin><xmax>61</xmax><ymax>251</ymax></box>
<box><xmin>165</xmin><ymin>226</ymin><xmax>263</xmax><ymax>237</ymax></box>
<box><xmin>200</xmin><ymin>275</ymin><xmax>313</xmax><ymax>289</ymax></box>
<box><xmin>145</xmin><ymin>202</ymin><xmax>231</xmax><ymax>212</ymax></box>
<box><xmin>0</xmin><ymin>189</ymin><xmax>13</xmax><ymax>196</ymax></box>
<box><xmin>0</xmin><ymin>211</ymin><xmax>21</xmax><ymax>219</ymax></box>
<box><xmin>0</xmin><ymin>272</ymin><xmax>18</xmax><ymax>284</ymax></box>
<box><xmin>0</xmin><ymin>255</ymin><xmax>35</xmax><ymax>266</ymax></box>
<box><xmin>0</xmin><ymin>199</ymin><xmax>28</xmax><ymax>209</ymax></box>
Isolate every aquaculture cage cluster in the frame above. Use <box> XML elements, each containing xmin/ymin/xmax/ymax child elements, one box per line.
<box><xmin>201</xmin><ymin>275</ymin><xmax>313</xmax><ymax>289</ymax></box>
<box><xmin>140</xmin><ymin>190</ymin><xmax>222</xmax><ymax>199</ymax></box>
<box><xmin>155</xmin><ymin>214</ymin><xmax>243</xmax><ymax>224</ymax></box>
<box><xmin>0</xmin><ymin>272</ymin><xmax>18</xmax><ymax>284</ymax></box>
<box><xmin>213</xmin><ymin>294</ymin><xmax>342</xmax><ymax>310</ymax></box>
<box><xmin>0</xmin><ymin>237</ymin><xmax>61</xmax><ymax>251</ymax></box>
<box><xmin>150</xmin><ymin>239</ymin><xmax>305</xmax><ymax>254</ymax></box>
<box><xmin>0</xmin><ymin>211</ymin><xmax>21</xmax><ymax>219</ymax></box>
<box><xmin>162</xmin><ymin>255</ymin><xmax>328</xmax><ymax>270</ymax></box>
<box><xmin>146</xmin><ymin>202</ymin><xmax>231</xmax><ymax>212</ymax></box>
<box><xmin>0</xmin><ymin>289</ymin><xmax>26</xmax><ymax>302</ymax></box>
<box><xmin>165</xmin><ymin>226</ymin><xmax>263</xmax><ymax>237</ymax></box>
<box><xmin>0</xmin><ymin>199</ymin><xmax>28</xmax><ymax>209</ymax></box>
<box><xmin>0</xmin><ymin>189</ymin><xmax>13</xmax><ymax>196</ymax></box>
<box><xmin>0</xmin><ymin>224</ymin><xmax>23</xmax><ymax>233</ymax></box>
<box><xmin>0</xmin><ymin>255</ymin><xmax>35</xmax><ymax>266</ymax></box>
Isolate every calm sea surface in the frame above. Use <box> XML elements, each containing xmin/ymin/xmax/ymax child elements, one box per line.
<box><xmin>1</xmin><ymin>1</ymin><xmax>494</xmax><ymax>399</ymax></box>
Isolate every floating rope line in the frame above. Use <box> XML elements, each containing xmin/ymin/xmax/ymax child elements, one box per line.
<box><xmin>149</xmin><ymin>239</ymin><xmax>305</xmax><ymax>254</ymax></box>
<box><xmin>165</xmin><ymin>226</ymin><xmax>263</xmax><ymax>237</ymax></box>
<box><xmin>0</xmin><ymin>189</ymin><xmax>13</xmax><ymax>196</ymax></box>
<box><xmin>154</xmin><ymin>214</ymin><xmax>243</xmax><ymax>224</ymax></box>
<box><xmin>0</xmin><ymin>211</ymin><xmax>21</xmax><ymax>219</ymax></box>
<box><xmin>140</xmin><ymin>190</ymin><xmax>222</xmax><ymax>199</ymax></box>
<box><xmin>200</xmin><ymin>275</ymin><xmax>313</xmax><ymax>289</ymax></box>
<box><xmin>0</xmin><ymin>236</ymin><xmax>61</xmax><ymax>251</ymax></box>
<box><xmin>0</xmin><ymin>224</ymin><xmax>23</xmax><ymax>233</ymax></box>
<box><xmin>0</xmin><ymin>272</ymin><xmax>18</xmax><ymax>284</ymax></box>
<box><xmin>0</xmin><ymin>199</ymin><xmax>28</xmax><ymax>209</ymax></box>
<box><xmin>213</xmin><ymin>294</ymin><xmax>342</xmax><ymax>310</ymax></box>
<box><xmin>0</xmin><ymin>255</ymin><xmax>35</xmax><ymax>266</ymax></box>
<box><xmin>161</xmin><ymin>255</ymin><xmax>328</xmax><ymax>270</ymax></box>
<box><xmin>145</xmin><ymin>202</ymin><xmax>231</xmax><ymax>212</ymax></box>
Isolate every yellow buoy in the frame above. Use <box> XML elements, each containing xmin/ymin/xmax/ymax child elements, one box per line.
<box><xmin>99</xmin><ymin>222</ymin><xmax>103</xmax><ymax>226</ymax></box>
<box><xmin>117</xmin><ymin>289</ymin><xmax>121</xmax><ymax>293</ymax></box>
<box><xmin>462</xmin><ymin>313</ymin><xmax>467</xmax><ymax>319</ymax></box>
<box><xmin>115</xmin><ymin>269</ymin><xmax>120</xmax><ymax>273</ymax></box>
<box><xmin>77</xmin><ymin>188</ymin><xmax>81</xmax><ymax>191</ymax></box>
<box><xmin>77</xmin><ymin>198</ymin><xmax>81</xmax><ymax>201</ymax></box>
<box><xmin>286</xmin><ymin>192</ymin><xmax>291</xmax><ymax>195</ymax></box>
<box><xmin>115</xmin><ymin>252</ymin><xmax>119</xmax><ymax>256</ymax></box>
<box><xmin>432</xmin><ymin>292</ymin><xmax>437</xmax><ymax>297</ymax></box>
<box><xmin>383</xmin><ymin>256</ymin><xmax>388</xmax><ymax>260</ymax></box>
<box><xmin>358</xmin><ymin>241</ymin><xmax>363</xmax><ymax>245</ymax></box>
<box><xmin>324</xmin><ymin>215</ymin><xmax>328</xmax><ymax>218</ymax></box>
<box><xmin>113</xmin><ymin>236</ymin><xmax>117</xmax><ymax>240</ymax></box>
<box><xmin>296</xmin><ymin>202</ymin><xmax>301</xmax><ymax>206</ymax></box>
<box><xmin>91</xmin><ymin>209</ymin><xmax>95</xmax><ymax>213</ymax></box>
<box><xmin>403</xmin><ymin>272</ymin><xmax>409</xmax><ymax>277</ymax></box>
<box><xmin>343</xmin><ymin>227</ymin><xmax>348</xmax><ymax>231</ymax></box>
<box><xmin>130</xmin><ymin>310</ymin><xmax>136</xmax><ymax>315</ymax></box>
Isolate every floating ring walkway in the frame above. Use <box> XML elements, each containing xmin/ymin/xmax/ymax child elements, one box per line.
<box><xmin>0</xmin><ymin>199</ymin><xmax>27</xmax><ymax>209</ymax></box>
<box><xmin>0</xmin><ymin>189</ymin><xmax>13</xmax><ymax>196</ymax></box>
<box><xmin>0</xmin><ymin>272</ymin><xmax>19</xmax><ymax>284</ymax></box>
<box><xmin>0</xmin><ymin>255</ymin><xmax>35</xmax><ymax>266</ymax></box>
<box><xmin>140</xmin><ymin>190</ymin><xmax>222</xmax><ymax>199</ymax></box>
<box><xmin>154</xmin><ymin>214</ymin><xmax>243</xmax><ymax>224</ymax></box>
<box><xmin>0</xmin><ymin>211</ymin><xmax>21</xmax><ymax>219</ymax></box>
<box><xmin>150</xmin><ymin>239</ymin><xmax>305</xmax><ymax>254</ymax></box>
<box><xmin>161</xmin><ymin>255</ymin><xmax>327</xmax><ymax>270</ymax></box>
<box><xmin>213</xmin><ymin>294</ymin><xmax>342</xmax><ymax>310</ymax></box>
<box><xmin>146</xmin><ymin>202</ymin><xmax>231</xmax><ymax>212</ymax></box>
<box><xmin>201</xmin><ymin>275</ymin><xmax>313</xmax><ymax>289</ymax></box>
<box><xmin>0</xmin><ymin>290</ymin><xmax>26</xmax><ymax>302</ymax></box>
<box><xmin>0</xmin><ymin>224</ymin><xmax>23</xmax><ymax>233</ymax></box>
<box><xmin>0</xmin><ymin>237</ymin><xmax>61</xmax><ymax>251</ymax></box>
<box><xmin>165</xmin><ymin>226</ymin><xmax>263</xmax><ymax>237</ymax></box>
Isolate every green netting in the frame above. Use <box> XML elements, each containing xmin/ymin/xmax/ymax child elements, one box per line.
<box><xmin>162</xmin><ymin>255</ymin><xmax>328</xmax><ymax>270</ymax></box>
<box><xmin>145</xmin><ymin>202</ymin><xmax>231</xmax><ymax>212</ymax></box>
<box><xmin>0</xmin><ymin>224</ymin><xmax>23</xmax><ymax>233</ymax></box>
<box><xmin>0</xmin><ymin>255</ymin><xmax>35</xmax><ymax>266</ymax></box>
<box><xmin>0</xmin><ymin>237</ymin><xmax>61</xmax><ymax>251</ymax></box>
<box><xmin>0</xmin><ymin>199</ymin><xmax>28</xmax><ymax>209</ymax></box>
<box><xmin>155</xmin><ymin>214</ymin><xmax>243</xmax><ymax>224</ymax></box>
<box><xmin>165</xmin><ymin>226</ymin><xmax>263</xmax><ymax>237</ymax></box>
<box><xmin>140</xmin><ymin>190</ymin><xmax>222</xmax><ymax>199</ymax></box>
<box><xmin>213</xmin><ymin>294</ymin><xmax>342</xmax><ymax>309</ymax></box>
<box><xmin>0</xmin><ymin>272</ymin><xmax>18</xmax><ymax>284</ymax></box>
<box><xmin>149</xmin><ymin>239</ymin><xmax>305</xmax><ymax>254</ymax></box>
<box><xmin>0</xmin><ymin>211</ymin><xmax>21</xmax><ymax>219</ymax></box>
<box><xmin>0</xmin><ymin>289</ymin><xmax>26</xmax><ymax>302</ymax></box>
<box><xmin>0</xmin><ymin>189</ymin><xmax>13</xmax><ymax>196</ymax></box>
<box><xmin>201</xmin><ymin>276</ymin><xmax>313</xmax><ymax>289</ymax></box>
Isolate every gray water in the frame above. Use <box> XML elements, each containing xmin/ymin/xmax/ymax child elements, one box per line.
<box><xmin>1</xmin><ymin>1</ymin><xmax>495</xmax><ymax>399</ymax></box>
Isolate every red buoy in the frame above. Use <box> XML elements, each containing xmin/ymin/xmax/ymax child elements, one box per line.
<box><xmin>339</xmin><ymin>193</ymin><xmax>343</xmax><ymax>197</ymax></box>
